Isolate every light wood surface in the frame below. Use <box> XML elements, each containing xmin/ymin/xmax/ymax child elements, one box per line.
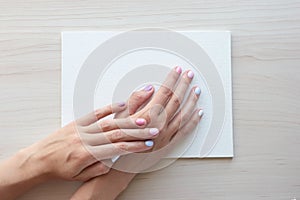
<box><xmin>0</xmin><ymin>0</ymin><xmax>299</xmax><ymax>199</ymax></box>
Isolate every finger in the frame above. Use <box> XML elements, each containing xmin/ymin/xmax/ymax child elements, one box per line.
<box><xmin>89</xmin><ymin>140</ymin><xmax>155</xmax><ymax>160</ymax></box>
<box><xmin>168</xmin><ymin>86</ymin><xmax>201</xmax><ymax>133</ymax></box>
<box><xmin>164</xmin><ymin>70</ymin><xmax>194</xmax><ymax>121</ymax></box>
<box><xmin>73</xmin><ymin>161</ymin><xmax>110</xmax><ymax>181</ymax></box>
<box><xmin>76</xmin><ymin>103</ymin><xmax>127</xmax><ymax>126</ymax></box>
<box><xmin>85</xmin><ymin>117</ymin><xmax>147</xmax><ymax>133</ymax></box>
<box><xmin>115</xmin><ymin>85</ymin><xmax>155</xmax><ymax>118</ymax></box>
<box><xmin>170</xmin><ymin>109</ymin><xmax>203</xmax><ymax>143</ymax></box>
<box><xmin>147</xmin><ymin>104</ymin><xmax>168</xmax><ymax>130</ymax></box>
<box><xmin>144</xmin><ymin>66</ymin><xmax>182</xmax><ymax>112</ymax></box>
<box><xmin>82</xmin><ymin>128</ymin><xmax>160</xmax><ymax>146</ymax></box>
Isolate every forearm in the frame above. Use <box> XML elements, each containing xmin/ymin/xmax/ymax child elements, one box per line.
<box><xmin>0</xmin><ymin>147</ymin><xmax>47</xmax><ymax>199</ymax></box>
<box><xmin>96</xmin><ymin>169</ymin><xmax>136</xmax><ymax>199</ymax></box>
<box><xmin>71</xmin><ymin>169</ymin><xmax>137</xmax><ymax>200</ymax></box>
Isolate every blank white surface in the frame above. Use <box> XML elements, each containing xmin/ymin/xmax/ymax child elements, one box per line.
<box><xmin>61</xmin><ymin>31</ymin><xmax>233</xmax><ymax>158</ymax></box>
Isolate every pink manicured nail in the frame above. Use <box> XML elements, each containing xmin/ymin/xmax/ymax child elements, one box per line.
<box><xmin>135</xmin><ymin>118</ymin><xmax>146</xmax><ymax>126</ymax></box>
<box><xmin>175</xmin><ymin>66</ymin><xmax>182</xmax><ymax>74</ymax></box>
<box><xmin>118</xmin><ymin>102</ymin><xmax>126</xmax><ymax>107</ymax></box>
<box><xmin>144</xmin><ymin>85</ymin><xmax>153</xmax><ymax>91</ymax></box>
<box><xmin>187</xmin><ymin>70</ymin><xmax>194</xmax><ymax>79</ymax></box>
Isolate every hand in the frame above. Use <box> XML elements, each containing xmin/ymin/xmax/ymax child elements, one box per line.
<box><xmin>71</xmin><ymin>66</ymin><xmax>203</xmax><ymax>199</ymax></box>
<box><xmin>0</xmin><ymin>102</ymin><xmax>158</xmax><ymax>199</ymax></box>
<box><xmin>114</xmin><ymin>67</ymin><xmax>203</xmax><ymax>172</ymax></box>
<box><xmin>24</xmin><ymin>103</ymin><xmax>159</xmax><ymax>181</ymax></box>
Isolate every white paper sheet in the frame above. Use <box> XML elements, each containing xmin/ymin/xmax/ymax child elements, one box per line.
<box><xmin>61</xmin><ymin>31</ymin><xmax>233</xmax><ymax>158</ymax></box>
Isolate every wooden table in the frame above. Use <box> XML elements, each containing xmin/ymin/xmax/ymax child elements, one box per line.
<box><xmin>0</xmin><ymin>1</ymin><xmax>299</xmax><ymax>199</ymax></box>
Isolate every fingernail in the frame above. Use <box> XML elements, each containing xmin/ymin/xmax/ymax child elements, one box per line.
<box><xmin>198</xmin><ymin>109</ymin><xmax>204</xmax><ymax>117</ymax></box>
<box><xmin>118</xmin><ymin>102</ymin><xmax>126</xmax><ymax>107</ymax></box>
<box><xmin>175</xmin><ymin>66</ymin><xmax>182</xmax><ymax>74</ymax></box>
<box><xmin>187</xmin><ymin>70</ymin><xmax>194</xmax><ymax>79</ymax></box>
<box><xmin>144</xmin><ymin>85</ymin><xmax>153</xmax><ymax>92</ymax></box>
<box><xmin>111</xmin><ymin>155</ymin><xmax>120</xmax><ymax>163</ymax></box>
<box><xmin>136</xmin><ymin>118</ymin><xmax>146</xmax><ymax>126</ymax></box>
<box><xmin>145</xmin><ymin>140</ymin><xmax>154</xmax><ymax>147</ymax></box>
<box><xmin>194</xmin><ymin>87</ymin><xmax>201</xmax><ymax>95</ymax></box>
<box><xmin>149</xmin><ymin>128</ymin><xmax>159</xmax><ymax>136</ymax></box>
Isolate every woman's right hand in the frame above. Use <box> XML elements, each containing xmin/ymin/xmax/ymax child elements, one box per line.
<box><xmin>114</xmin><ymin>66</ymin><xmax>203</xmax><ymax>172</ymax></box>
<box><xmin>70</xmin><ymin>66</ymin><xmax>203</xmax><ymax>200</ymax></box>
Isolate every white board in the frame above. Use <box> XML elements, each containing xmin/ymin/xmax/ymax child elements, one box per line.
<box><xmin>61</xmin><ymin>30</ymin><xmax>233</xmax><ymax>158</ymax></box>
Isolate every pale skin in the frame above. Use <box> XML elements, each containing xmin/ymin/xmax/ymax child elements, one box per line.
<box><xmin>0</xmin><ymin>67</ymin><xmax>203</xmax><ymax>199</ymax></box>
<box><xmin>71</xmin><ymin>67</ymin><xmax>203</xmax><ymax>200</ymax></box>
<box><xmin>0</xmin><ymin>104</ymin><xmax>157</xmax><ymax>199</ymax></box>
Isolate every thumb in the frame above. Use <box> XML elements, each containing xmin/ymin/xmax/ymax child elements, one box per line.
<box><xmin>115</xmin><ymin>85</ymin><xmax>154</xmax><ymax>118</ymax></box>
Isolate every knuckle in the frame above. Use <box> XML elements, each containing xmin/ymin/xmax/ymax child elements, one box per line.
<box><xmin>191</xmin><ymin>92</ymin><xmax>198</xmax><ymax>102</ymax></box>
<box><xmin>81</xmin><ymin>176</ymin><xmax>90</xmax><ymax>182</ymax></box>
<box><xmin>103</xmin><ymin>167</ymin><xmax>110</xmax><ymax>174</ymax></box>
<box><xmin>65</xmin><ymin>123</ymin><xmax>81</xmax><ymax>135</ymax></box>
<box><xmin>184</xmin><ymin>75</ymin><xmax>191</xmax><ymax>83</ymax></box>
<box><xmin>163</xmin><ymin>87</ymin><xmax>173</xmax><ymax>97</ymax></box>
<box><xmin>134</xmin><ymin>93</ymin><xmax>143</xmax><ymax>100</ymax></box>
<box><xmin>171</xmin><ymin>97</ymin><xmax>181</xmax><ymax>107</ymax></box>
<box><xmin>117</xmin><ymin>142</ymin><xmax>129</xmax><ymax>151</ymax></box>
<box><xmin>110</xmin><ymin>129</ymin><xmax>124</xmax><ymax>142</ymax></box>
<box><xmin>181</xmin><ymin>113</ymin><xmax>190</xmax><ymax>123</ymax></box>
<box><xmin>73</xmin><ymin>176</ymin><xmax>81</xmax><ymax>181</ymax></box>
<box><xmin>94</xmin><ymin>108</ymin><xmax>104</xmax><ymax>118</ymax></box>
<box><xmin>191</xmin><ymin>116</ymin><xmax>199</xmax><ymax>125</ymax></box>
<box><xmin>156</xmin><ymin>136</ymin><xmax>169</xmax><ymax>148</ymax></box>
<box><xmin>143</xmin><ymin>115</ymin><xmax>151</xmax><ymax>124</ymax></box>
<box><xmin>155</xmin><ymin>121</ymin><xmax>165</xmax><ymax>131</ymax></box>
<box><xmin>70</xmin><ymin>135</ymin><xmax>82</xmax><ymax>145</ymax></box>
<box><xmin>99</xmin><ymin>164</ymin><xmax>110</xmax><ymax>174</ymax></box>
<box><xmin>158</xmin><ymin>126</ymin><xmax>165</xmax><ymax>133</ymax></box>
<box><xmin>78</xmin><ymin>150</ymin><xmax>90</xmax><ymax>162</ymax></box>
<box><xmin>131</xmin><ymin>91</ymin><xmax>143</xmax><ymax>101</ymax></box>
<box><xmin>99</xmin><ymin>120</ymin><xmax>112</xmax><ymax>131</ymax></box>
<box><xmin>68</xmin><ymin>150</ymin><xmax>89</xmax><ymax>166</ymax></box>
<box><xmin>79</xmin><ymin>125</ymin><xmax>89</xmax><ymax>133</ymax></box>
<box><xmin>64</xmin><ymin>170</ymin><xmax>76</xmax><ymax>180</ymax></box>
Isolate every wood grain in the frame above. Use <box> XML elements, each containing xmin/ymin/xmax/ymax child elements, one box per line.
<box><xmin>0</xmin><ymin>0</ymin><xmax>299</xmax><ymax>199</ymax></box>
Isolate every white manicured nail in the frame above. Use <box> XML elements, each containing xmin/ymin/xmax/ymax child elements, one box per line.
<box><xmin>194</xmin><ymin>87</ymin><xmax>201</xmax><ymax>95</ymax></box>
<box><xmin>145</xmin><ymin>140</ymin><xmax>154</xmax><ymax>147</ymax></box>
<box><xmin>111</xmin><ymin>155</ymin><xmax>120</xmax><ymax>163</ymax></box>
<box><xmin>149</xmin><ymin>128</ymin><xmax>159</xmax><ymax>136</ymax></box>
<box><xmin>198</xmin><ymin>110</ymin><xmax>204</xmax><ymax>117</ymax></box>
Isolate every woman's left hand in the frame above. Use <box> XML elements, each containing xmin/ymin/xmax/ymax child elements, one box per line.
<box><xmin>0</xmin><ymin>95</ymin><xmax>156</xmax><ymax>199</ymax></box>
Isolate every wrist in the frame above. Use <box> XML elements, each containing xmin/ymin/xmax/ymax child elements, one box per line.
<box><xmin>101</xmin><ymin>170</ymin><xmax>137</xmax><ymax>199</ymax></box>
<box><xmin>16</xmin><ymin>145</ymin><xmax>49</xmax><ymax>182</ymax></box>
<box><xmin>0</xmin><ymin>146</ymin><xmax>49</xmax><ymax>199</ymax></box>
<box><xmin>71</xmin><ymin>169</ymin><xmax>137</xmax><ymax>200</ymax></box>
